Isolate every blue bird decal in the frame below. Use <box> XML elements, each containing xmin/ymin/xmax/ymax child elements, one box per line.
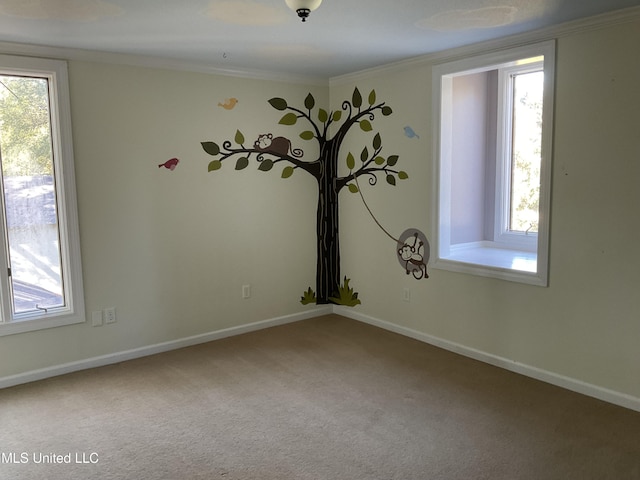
<box><xmin>403</xmin><ymin>126</ymin><xmax>420</xmax><ymax>139</ymax></box>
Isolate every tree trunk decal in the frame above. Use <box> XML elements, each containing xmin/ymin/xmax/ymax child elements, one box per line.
<box><xmin>316</xmin><ymin>146</ymin><xmax>340</xmax><ymax>304</ymax></box>
<box><xmin>201</xmin><ymin>88</ymin><xmax>414</xmax><ymax>305</ymax></box>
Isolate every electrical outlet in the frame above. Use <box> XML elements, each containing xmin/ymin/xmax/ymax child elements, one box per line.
<box><xmin>91</xmin><ymin>311</ymin><xmax>103</xmax><ymax>327</ymax></box>
<box><xmin>104</xmin><ymin>307</ymin><xmax>117</xmax><ymax>324</ymax></box>
<box><xmin>403</xmin><ymin>288</ymin><xmax>411</xmax><ymax>302</ymax></box>
<box><xmin>242</xmin><ymin>284</ymin><xmax>251</xmax><ymax>299</ymax></box>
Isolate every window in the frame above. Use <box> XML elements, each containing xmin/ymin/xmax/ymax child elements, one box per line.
<box><xmin>432</xmin><ymin>41</ymin><xmax>555</xmax><ymax>286</ymax></box>
<box><xmin>0</xmin><ymin>55</ymin><xmax>85</xmax><ymax>335</ymax></box>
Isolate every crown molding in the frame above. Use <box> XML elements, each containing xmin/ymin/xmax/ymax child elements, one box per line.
<box><xmin>1</xmin><ymin>5</ymin><xmax>638</xmax><ymax>89</ymax></box>
<box><xmin>0</xmin><ymin>41</ymin><xmax>329</xmax><ymax>87</ymax></box>
<box><xmin>330</xmin><ymin>5</ymin><xmax>640</xmax><ymax>86</ymax></box>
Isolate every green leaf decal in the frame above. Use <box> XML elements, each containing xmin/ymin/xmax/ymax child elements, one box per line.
<box><xmin>208</xmin><ymin>160</ymin><xmax>222</xmax><ymax>172</ymax></box>
<box><xmin>300</xmin><ymin>287</ymin><xmax>316</xmax><ymax>305</ymax></box>
<box><xmin>201</xmin><ymin>141</ymin><xmax>220</xmax><ymax>156</ymax></box>
<box><xmin>328</xmin><ymin>277</ymin><xmax>361</xmax><ymax>307</ymax></box>
<box><xmin>382</xmin><ymin>106</ymin><xmax>393</xmax><ymax>116</ymax></box>
<box><xmin>386</xmin><ymin>174</ymin><xmax>396</xmax><ymax>186</ymax></box>
<box><xmin>348</xmin><ymin>183</ymin><xmax>359</xmax><ymax>194</ymax></box>
<box><xmin>282</xmin><ymin>166</ymin><xmax>295</xmax><ymax>178</ymax></box>
<box><xmin>279</xmin><ymin>113</ymin><xmax>298</xmax><ymax>125</ymax></box>
<box><xmin>352</xmin><ymin>87</ymin><xmax>362</xmax><ymax>108</ymax></box>
<box><xmin>332</xmin><ymin>111</ymin><xmax>342</xmax><ymax>122</ymax></box>
<box><xmin>398</xmin><ymin>171</ymin><xmax>409</xmax><ymax>180</ymax></box>
<box><xmin>374</xmin><ymin>156</ymin><xmax>385</xmax><ymax>165</ymax></box>
<box><xmin>268</xmin><ymin>97</ymin><xmax>288</xmax><ymax>111</ymax></box>
<box><xmin>234</xmin><ymin>130</ymin><xmax>245</xmax><ymax>145</ymax></box>
<box><xmin>368</xmin><ymin>89</ymin><xmax>376</xmax><ymax>105</ymax></box>
<box><xmin>346</xmin><ymin>152</ymin><xmax>355</xmax><ymax>170</ymax></box>
<box><xmin>360</xmin><ymin>147</ymin><xmax>369</xmax><ymax>162</ymax></box>
<box><xmin>360</xmin><ymin>119</ymin><xmax>372</xmax><ymax>132</ymax></box>
<box><xmin>235</xmin><ymin>157</ymin><xmax>249</xmax><ymax>170</ymax></box>
<box><xmin>318</xmin><ymin>108</ymin><xmax>328</xmax><ymax>123</ymax></box>
<box><xmin>373</xmin><ymin>132</ymin><xmax>381</xmax><ymax>150</ymax></box>
<box><xmin>258</xmin><ymin>159</ymin><xmax>274</xmax><ymax>171</ymax></box>
<box><xmin>387</xmin><ymin>155</ymin><xmax>399</xmax><ymax>166</ymax></box>
<box><xmin>300</xmin><ymin>130</ymin><xmax>315</xmax><ymax>140</ymax></box>
<box><xmin>304</xmin><ymin>93</ymin><xmax>315</xmax><ymax>110</ymax></box>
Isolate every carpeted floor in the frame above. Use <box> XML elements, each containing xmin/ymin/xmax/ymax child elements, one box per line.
<box><xmin>1</xmin><ymin>314</ymin><xmax>639</xmax><ymax>479</ymax></box>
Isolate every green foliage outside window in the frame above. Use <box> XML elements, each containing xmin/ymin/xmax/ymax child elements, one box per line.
<box><xmin>0</xmin><ymin>76</ymin><xmax>53</xmax><ymax>176</ymax></box>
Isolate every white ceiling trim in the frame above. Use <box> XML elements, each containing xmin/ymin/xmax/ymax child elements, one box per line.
<box><xmin>0</xmin><ymin>40</ymin><xmax>330</xmax><ymax>86</ymax></box>
<box><xmin>330</xmin><ymin>5</ymin><xmax>640</xmax><ymax>87</ymax></box>
<box><xmin>1</xmin><ymin>5</ymin><xmax>638</xmax><ymax>88</ymax></box>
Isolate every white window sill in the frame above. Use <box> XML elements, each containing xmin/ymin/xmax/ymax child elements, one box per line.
<box><xmin>434</xmin><ymin>242</ymin><xmax>546</xmax><ymax>286</ymax></box>
<box><xmin>448</xmin><ymin>243</ymin><xmax>536</xmax><ymax>272</ymax></box>
<box><xmin>0</xmin><ymin>313</ymin><xmax>84</xmax><ymax>337</ymax></box>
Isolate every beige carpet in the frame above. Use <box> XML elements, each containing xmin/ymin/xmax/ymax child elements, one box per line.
<box><xmin>1</xmin><ymin>314</ymin><xmax>639</xmax><ymax>480</ymax></box>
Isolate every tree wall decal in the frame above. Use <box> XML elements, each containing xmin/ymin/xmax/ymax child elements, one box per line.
<box><xmin>201</xmin><ymin>87</ymin><xmax>412</xmax><ymax>305</ymax></box>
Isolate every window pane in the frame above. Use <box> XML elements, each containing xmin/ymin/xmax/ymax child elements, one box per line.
<box><xmin>510</xmin><ymin>70</ymin><xmax>543</xmax><ymax>233</ymax></box>
<box><xmin>0</xmin><ymin>75</ymin><xmax>65</xmax><ymax>314</ymax></box>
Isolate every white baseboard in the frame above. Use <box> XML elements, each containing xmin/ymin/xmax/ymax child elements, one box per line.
<box><xmin>0</xmin><ymin>307</ymin><xmax>332</xmax><ymax>390</ymax></box>
<box><xmin>334</xmin><ymin>307</ymin><xmax>640</xmax><ymax>413</ymax></box>
<box><xmin>3</xmin><ymin>304</ymin><xmax>639</xmax><ymax>414</ymax></box>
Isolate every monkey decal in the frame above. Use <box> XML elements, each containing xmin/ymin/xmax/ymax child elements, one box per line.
<box><xmin>254</xmin><ymin>133</ymin><xmax>303</xmax><ymax>158</ymax></box>
<box><xmin>396</xmin><ymin>229</ymin><xmax>429</xmax><ymax>279</ymax></box>
<box><xmin>354</xmin><ymin>174</ymin><xmax>430</xmax><ymax>281</ymax></box>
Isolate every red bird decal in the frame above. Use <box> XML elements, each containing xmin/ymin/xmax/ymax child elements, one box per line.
<box><xmin>159</xmin><ymin>158</ymin><xmax>180</xmax><ymax>171</ymax></box>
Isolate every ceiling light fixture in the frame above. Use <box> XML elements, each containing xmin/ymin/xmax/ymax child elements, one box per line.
<box><xmin>285</xmin><ymin>0</ymin><xmax>322</xmax><ymax>22</ymax></box>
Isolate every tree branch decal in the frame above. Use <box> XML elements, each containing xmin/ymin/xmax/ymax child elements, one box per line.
<box><xmin>201</xmin><ymin>87</ymin><xmax>419</xmax><ymax>305</ymax></box>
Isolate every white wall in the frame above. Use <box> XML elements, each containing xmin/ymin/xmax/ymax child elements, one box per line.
<box><xmin>334</xmin><ymin>16</ymin><xmax>640</xmax><ymax>402</ymax></box>
<box><xmin>1</xmin><ymin>13</ymin><xmax>639</xmax><ymax>410</ymax></box>
<box><xmin>0</xmin><ymin>61</ymin><xmax>327</xmax><ymax>376</ymax></box>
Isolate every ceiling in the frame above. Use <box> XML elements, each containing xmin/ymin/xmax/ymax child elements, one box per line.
<box><xmin>0</xmin><ymin>0</ymin><xmax>638</xmax><ymax>81</ymax></box>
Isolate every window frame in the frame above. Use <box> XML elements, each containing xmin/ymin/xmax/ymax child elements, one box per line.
<box><xmin>494</xmin><ymin>60</ymin><xmax>544</xmax><ymax>252</ymax></box>
<box><xmin>431</xmin><ymin>41</ymin><xmax>555</xmax><ymax>286</ymax></box>
<box><xmin>0</xmin><ymin>55</ymin><xmax>85</xmax><ymax>336</ymax></box>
